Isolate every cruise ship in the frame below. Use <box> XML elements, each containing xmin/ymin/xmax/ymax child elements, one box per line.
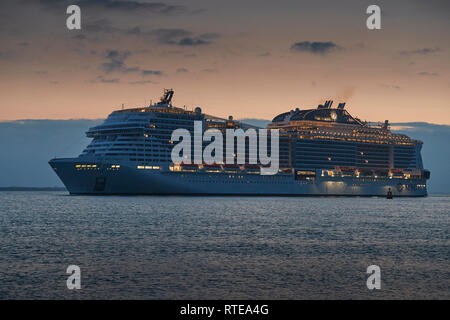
<box><xmin>49</xmin><ymin>89</ymin><xmax>429</xmax><ymax>196</ymax></box>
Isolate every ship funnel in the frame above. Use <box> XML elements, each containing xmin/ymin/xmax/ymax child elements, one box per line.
<box><xmin>318</xmin><ymin>101</ymin><xmax>328</xmax><ymax>109</ymax></box>
<box><xmin>337</xmin><ymin>102</ymin><xmax>346</xmax><ymax>109</ymax></box>
<box><xmin>322</xmin><ymin>100</ymin><xmax>333</xmax><ymax>108</ymax></box>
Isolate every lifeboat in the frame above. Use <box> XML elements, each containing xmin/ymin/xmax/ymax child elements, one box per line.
<box><xmin>202</xmin><ymin>163</ymin><xmax>223</xmax><ymax>172</ymax></box>
<box><xmin>374</xmin><ymin>169</ymin><xmax>389</xmax><ymax>176</ymax></box>
<box><xmin>180</xmin><ymin>163</ymin><xmax>199</xmax><ymax>170</ymax></box>
<box><xmin>359</xmin><ymin>169</ymin><xmax>373</xmax><ymax>176</ymax></box>
<box><xmin>244</xmin><ymin>164</ymin><xmax>260</xmax><ymax>173</ymax></box>
<box><xmin>223</xmin><ymin>164</ymin><xmax>241</xmax><ymax>171</ymax></box>
<box><xmin>203</xmin><ymin>163</ymin><xmax>222</xmax><ymax>168</ymax></box>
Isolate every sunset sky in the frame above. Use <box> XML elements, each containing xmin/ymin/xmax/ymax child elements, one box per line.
<box><xmin>0</xmin><ymin>0</ymin><xmax>449</xmax><ymax>123</ymax></box>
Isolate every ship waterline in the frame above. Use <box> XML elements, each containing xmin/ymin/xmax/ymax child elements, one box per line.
<box><xmin>49</xmin><ymin>89</ymin><xmax>429</xmax><ymax>196</ymax></box>
<box><xmin>49</xmin><ymin>158</ymin><xmax>426</xmax><ymax>196</ymax></box>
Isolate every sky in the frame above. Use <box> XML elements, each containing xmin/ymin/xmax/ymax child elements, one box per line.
<box><xmin>0</xmin><ymin>0</ymin><xmax>449</xmax><ymax>124</ymax></box>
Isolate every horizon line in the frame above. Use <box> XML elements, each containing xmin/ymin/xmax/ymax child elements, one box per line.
<box><xmin>1</xmin><ymin>118</ymin><xmax>450</xmax><ymax>127</ymax></box>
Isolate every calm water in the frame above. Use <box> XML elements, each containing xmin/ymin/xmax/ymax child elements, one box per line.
<box><xmin>0</xmin><ymin>192</ymin><xmax>448</xmax><ymax>299</ymax></box>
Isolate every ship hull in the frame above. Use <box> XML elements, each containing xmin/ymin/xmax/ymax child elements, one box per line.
<box><xmin>49</xmin><ymin>158</ymin><xmax>428</xmax><ymax>197</ymax></box>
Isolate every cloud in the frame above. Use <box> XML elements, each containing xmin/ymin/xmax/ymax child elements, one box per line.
<box><xmin>0</xmin><ymin>50</ymin><xmax>13</xmax><ymax>60</ymax></box>
<box><xmin>124</xmin><ymin>67</ymin><xmax>140</xmax><ymax>73</ymax></box>
<box><xmin>99</xmin><ymin>50</ymin><xmax>163</xmax><ymax>77</ymax></box>
<box><xmin>35</xmin><ymin>70</ymin><xmax>48</xmax><ymax>75</ymax></box>
<box><xmin>152</xmin><ymin>29</ymin><xmax>219</xmax><ymax>46</ymax></box>
<box><xmin>126</xmin><ymin>26</ymin><xmax>142</xmax><ymax>35</ymax></box>
<box><xmin>202</xmin><ymin>68</ymin><xmax>219</xmax><ymax>73</ymax></box>
<box><xmin>87</xmin><ymin>0</ymin><xmax>185</xmax><ymax>14</ymax></box>
<box><xmin>94</xmin><ymin>75</ymin><xmax>120</xmax><ymax>83</ymax></box>
<box><xmin>36</xmin><ymin>0</ymin><xmax>186</xmax><ymax>15</ymax></box>
<box><xmin>176</xmin><ymin>68</ymin><xmax>189</xmax><ymax>73</ymax></box>
<box><xmin>257</xmin><ymin>52</ymin><xmax>271</xmax><ymax>57</ymax></box>
<box><xmin>400</xmin><ymin>47</ymin><xmax>442</xmax><ymax>56</ymax></box>
<box><xmin>198</xmin><ymin>33</ymin><xmax>221</xmax><ymax>40</ymax></box>
<box><xmin>71</xmin><ymin>34</ymin><xmax>87</xmax><ymax>40</ymax></box>
<box><xmin>84</xmin><ymin>19</ymin><xmax>118</xmax><ymax>33</ymax></box>
<box><xmin>381</xmin><ymin>84</ymin><xmax>401</xmax><ymax>90</ymax></box>
<box><xmin>129</xmin><ymin>80</ymin><xmax>154</xmax><ymax>85</ymax></box>
<box><xmin>334</xmin><ymin>86</ymin><xmax>355</xmax><ymax>101</ymax></box>
<box><xmin>177</xmin><ymin>38</ymin><xmax>210</xmax><ymax>46</ymax></box>
<box><xmin>417</xmin><ymin>72</ymin><xmax>439</xmax><ymax>77</ymax></box>
<box><xmin>123</xmin><ymin>27</ymin><xmax>220</xmax><ymax>49</ymax></box>
<box><xmin>141</xmin><ymin>69</ymin><xmax>162</xmax><ymax>76</ymax></box>
<box><xmin>290</xmin><ymin>41</ymin><xmax>341</xmax><ymax>55</ymax></box>
<box><xmin>100</xmin><ymin>50</ymin><xmax>141</xmax><ymax>74</ymax></box>
<box><xmin>101</xmin><ymin>50</ymin><xmax>130</xmax><ymax>73</ymax></box>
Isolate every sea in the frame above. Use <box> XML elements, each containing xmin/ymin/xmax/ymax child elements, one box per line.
<box><xmin>0</xmin><ymin>191</ymin><xmax>448</xmax><ymax>299</ymax></box>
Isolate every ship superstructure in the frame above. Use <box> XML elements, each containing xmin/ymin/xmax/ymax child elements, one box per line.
<box><xmin>49</xmin><ymin>90</ymin><xmax>429</xmax><ymax>196</ymax></box>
